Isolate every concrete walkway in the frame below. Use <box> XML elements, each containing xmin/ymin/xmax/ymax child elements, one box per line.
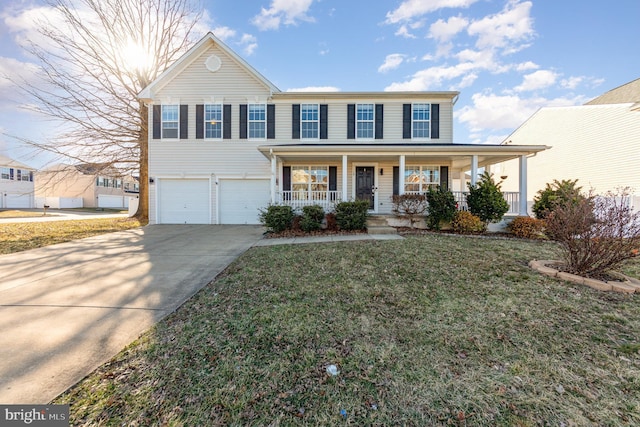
<box><xmin>0</xmin><ymin>225</ymin><xmax>264</xmax><ymax>404</ymax></box>
<box><xmin>0</xmin><ymin>209</ymin><xmax>128</xmax><ymax>224</ymax></box>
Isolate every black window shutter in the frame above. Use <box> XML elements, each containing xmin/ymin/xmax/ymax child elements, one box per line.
<box><xmin>375</xmin><ymin>104</ymin><xmax>383</xmax><ymax>139</ymax></box>
<box><xmin>393</xmin><ymin>166</ymin><xmax>399</xmax><ymax>195</ymax></box>
<box><xmin>179</xmin><ymin>105</ymin><xmax>188</xmax><ymax>139</ymax></box>
<box><xmin>152</xmin><ymin>105</ymin><xmax>161</xmax><ymax>139</ymax></box>
<box><xmin>440</xmin><ymin>166</ymin><xmax>449</xmax><ymax>190</ymax></box>
<box><xmin>320</xmin><ymin>104</ymin><xmax>328</xmax><ymax>139</ymax></box>
<box><xmin>283</xmin><ymin>166</ymin><xmax>291</xmax><ymax>192</ymax></box>
<box><xmin>267</xmin><ymin>104</ymin><xmax>276</xmax><ymax>139</ymax></box>
<box><xmin>292</xmin><ymin>104</ymin><xmax>300</xmax><ymax>139</ymax></box>
<box><xmin>195</xmin><ymin>104</ymin><xmax>204</xmax><ymax>139</ymax></box>
<box><xmin>223</xmin><ymin>104</ymin><xmax>231</xmax><ymax>139</ymax></box>
<box><xmin>347</xmin><ymin>104</ymin><xmax>355</xmax><ymax>139</ymax></box>
<box><xmin>402</xmin><ymin>104</ymin><xmax>411</xmax><ymax>139</ymax></box>
<box><xmin>329</xmin><ymin>166</ymin><xmax>337</xmax><ymax>192</ymax></box>
<box><xmin>9</xmin><ymin>168</ymin><xmax>13</xmax><ymax>180</ymax></box>
<box><xmin>29</xmin><ymin>171</ymin><xmax>33</xmax><ymax>182</ymax></box>
<box><xmin>431</xmin><ymin>103</ymin><xmax>440</xmax><ymax>139</ymax></box>
<box><xmin>239</xmin><ymin>104</ymin><xmax>247</xmax><ymax>139</ymax></box>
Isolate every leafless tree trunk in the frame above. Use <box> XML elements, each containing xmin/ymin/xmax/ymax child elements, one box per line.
<box><xmin>10</xmin><ymin>0</ymin><xmax>203</xmax><ymax>221</ymax></box>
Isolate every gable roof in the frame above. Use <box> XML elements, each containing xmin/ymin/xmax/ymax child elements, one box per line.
<box><xmin>138</xmin><ymin>32</ymin><xmax>280</xmax><ymax>101</ymax></box>
<box><xmin>585</xmin><ymin>78</ymin><xmax>640</xmax><ymax>105</ymax></box>
<box><xmin>0</xmin><ymin>154</ymin><xmax>34</xmax><ymax>170</ymax></box>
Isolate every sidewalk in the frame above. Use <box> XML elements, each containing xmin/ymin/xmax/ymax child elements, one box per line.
<box><xmin>0</xmin><ymin>209</ymin><xmax>128</xmax><ymax>224</ymax></box>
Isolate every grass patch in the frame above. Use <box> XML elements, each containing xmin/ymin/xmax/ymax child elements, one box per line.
<box><xmin>0</xmin><ymin>209</ymin><xmax>52</xmax><ymax>219</ymax></box>
<box><xmin>55</xmin><ymin>235</ymin><xmax>640</xmax><ymax>425</ymax></box>
<box><xmin>0</xmin><ymin>218</ymin><xmax>143</xmax><ymax>254</ymax></box>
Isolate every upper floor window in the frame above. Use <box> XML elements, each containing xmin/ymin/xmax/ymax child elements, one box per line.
<box><xmin>1</xmin><ymin>167</ymin><xmax>10</xmax><ymax>180</ymax></box>
<box><xmin>16</xmin><ymin>169</ymin><xmax>31</xmax><ymax>182</ymax></box>
<box><xmin>205</xmin><ymin>104</ymin><xmax>222</xmax><ymax>139</ymax></box>
<box><xmin>301</xmin><ymin>104</ymin><xmax>319</xmax><ymax>139</ymax></box>
<box><xmin>248</xmin><ymin>104</ymin><xmax>266</xmax><ymax>139</ymax></box>
<box><xmin>412</xmin><ymin>103</ymin><xmax>430</xmax><ymax>139</ymax></box>
<box><xmin>356</xmin><ymin>104</ymin><xmax>374</xmax><ymax>139</ymax></box>
<box><xmin>162</xmin><ymin>105</ymin><xmax>179</xmax><ymax>139</ymax></box>
<box><xmin>404</xmin><ymin>166</ymin><xmax>439</xmax><ymax>194</ymax></box>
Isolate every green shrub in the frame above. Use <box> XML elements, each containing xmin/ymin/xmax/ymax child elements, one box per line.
<box><xmin>300</xmin><ymin>205</ymin><xmax>325</xmax><ymax>232</ymax></box>
<box><xmin>466</xmin><ymin>171</ymin><xmax>509</xmax><ymax>224</ymax></box>
<box><xmin>532</xmin><ymin>179</ymin><xmax>583</xmax><ymax>219</ymax></box>
<box><xmin>426</xmin><ymin>186</ymin><xmax>457</xmax><ymax>230</ymax></box>
<box><xmin>324</xmin><ymin>212</ymin><xmax>338</xmax><ymax>231</ymax></box>
<box><xmin>451</xmin><ymin>211</ymin><xmax>485</xmax><ymax>234</ymax></box>
<box><xmin>508</xmin><ymin>216</ymin><xmax>546</xmax><ymax>239</ymax></box>
<box><xmin>258</xmin><ymin>205</ymin><xmax>294</xmax><ymax>233</ymax></box>
<box><xmin>335</xmin><ymin>200</ymin><xmax>369</xmax><ymax>231</ymax></box>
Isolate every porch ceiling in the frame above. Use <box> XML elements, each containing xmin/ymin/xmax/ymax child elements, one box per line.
<box><xmin>257</xmin><ymin>143</ymin><xmax>549</xmax><ymax>169</ymax></box>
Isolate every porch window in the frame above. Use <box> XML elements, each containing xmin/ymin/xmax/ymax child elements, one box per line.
<box><xmin>1</xmin><ymin>167</ymin><xmax>10</xmax><ymax>180</ymax></box>
<box><xmin>291</xmin><ymin>166</ymin><xmax>328</xmax><ymax>199</ymax></box>
<box><xmin>356</xmin><ymin>104</ymin><xmax>374</xmax><ymax>139</ymax></box>
<box><xmin>248</xmin><ymin>104</ymin><xmax>266</xmax><ymax>139</ymax></box>
<box><xmin>301</xmin><ymin>104</ymin><xmax>319</xmax><ymax>139</ymax></box>
<box><xmin>412</xmin><ymin>103</ymin><xmax>430</xmax><ymax>139</ymax></box>
<box><xmin>161</xmin><ymin>105</ymin><xmax>179</xmax><ymax>139</ymax></box>
<box><xmin>205</xmin><ymin>104</ymin><xmax>223</xmax><ymax>139</ymax></box>
<box><xmin>404</xmin><ymin>166</ymin><xmax>439</xmax><ymax>193</ymax></box>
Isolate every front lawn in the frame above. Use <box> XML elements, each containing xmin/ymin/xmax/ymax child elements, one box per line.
<box><xmin>0</xmin><ymin>218</ymin><xmax>143</xmax><ymax>254</ymax></box>
<box><xmin>55</xmin><ymin>235</ymin><xmax>640</xmax><ymax>425</ymax></box>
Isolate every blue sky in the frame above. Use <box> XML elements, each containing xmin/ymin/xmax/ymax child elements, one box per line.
<box><xmin>1</xmin><ymin>0</ymin><xmax>639</xmax><ymax>168</ymax></box>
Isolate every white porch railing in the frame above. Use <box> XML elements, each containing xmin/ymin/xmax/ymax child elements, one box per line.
<box><xmin>277</xmin><ymin>191</ymin><xmax>342</xmax><ymax>211</ymax></box>
<box><xmin>452</xmin><ymin>191</ymin><xmax>520</xmax><ymax>215</ymax></box>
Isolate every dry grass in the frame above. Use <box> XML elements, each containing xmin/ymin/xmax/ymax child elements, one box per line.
<box><xmin>55</xmin><ymin>235</ymin><xmax>640</xmax><ymax>426</ymax></box>
<box><xmin>0</xmin><ymin>209</ymin><xmax>51</xmax><ymax>218</ymax></box>
<box><xmin>0</xmin><ymin>218</ymin><xmax>143</xmax><ymax>254</ymax></box>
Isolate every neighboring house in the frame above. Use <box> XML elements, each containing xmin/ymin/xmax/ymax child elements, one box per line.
<box><xmin>0</xmin><ymin>154</ymin><xmax>35</xmax><ymax>208</ymax></box>
<box><xmin>35</xmin><ymin>163</ymin><xmax>138</xmax><ymax>209</ymax></box>
<box><xmin>496</xmin><ymin>78</ymin><xmax>640</xmax><ymax>213</ymax></box>
<box><xmin>139</xmin><ymin>33</ymin><xmax>547</xmax><ymax>225</ymax></box>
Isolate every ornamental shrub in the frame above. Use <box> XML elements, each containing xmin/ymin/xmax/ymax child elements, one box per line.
<box><xmin>451</xmin><ymin>211</ymin><xmax>485</xmax><ymax>234</ymax></box>
<box><xmin>508</xmin><ymin>216</ymin><xmax>546</xmax><ymax>239</ymax></box>
<box><xmin>391</xmin><ymin>194</ymin><xmax>428</xmax><ymax>228</ymax></box>
<box><xmin>258</xmin><ymin>204</ymin><xmax>294</xmax><ymax>233</ymax></box>
<box><xmin>324</xmin><ymin>212</ymin><xmax>338</xmax><ymax>231</ymax></box>
<box><xmin>335</xmin><ymin>200</ymin><xmax>369</xmax><ymax>231</ymax></box>
<box><xmin>300</xmin><ymin>205</ymin><xmax>325</xmax><ymax>232</ymax></box>
<box><xmin>466</xmin><ymin>171</ymin><xmax>509</xmax><ymax>224</ymax></box>
<box><xmin>426</xmin><ymin>186</ymin><xmax>457</xmax><ymax>230</ymax></box>
<box><xmin>532</xmin><ymin>179</ymin><xmax>584</xmax><ymax>219</ymax></box>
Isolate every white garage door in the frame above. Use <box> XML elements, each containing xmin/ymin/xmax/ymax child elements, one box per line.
<box><xmin>5</xmin><ymin>193</ymin><xmax>32</xmax><ymax>208</ymax></box>
<box><xmin>158</xmin><ymin>179</ymin><xmax>210</xmax><ymax>224</ymax></box>
<box><xmin>219</xmin><ymin>179</ymin><xmax>271</xmax><ymax>224</ymax></box>
<box><xmin>98</xmin><ymin>195</ymin><xmax>125</xmax><ymax>209</ymax></box>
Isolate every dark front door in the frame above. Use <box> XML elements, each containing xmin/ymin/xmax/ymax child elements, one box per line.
<box><xmin>355</xmin><ymin>166</ymin><xmax>375</xmax><ymax>209</ymax></box>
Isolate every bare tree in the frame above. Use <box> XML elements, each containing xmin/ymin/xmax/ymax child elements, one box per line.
<box><xmin>10</xmin><ymin>0</ymin><xmax>203</xmax><ymax>221</ymax></box>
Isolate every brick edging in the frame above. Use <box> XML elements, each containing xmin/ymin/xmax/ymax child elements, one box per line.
<box><xmin>528</xmin><ymin>260</ymin><xmax>639</xmax><ymax>294</ymax></box>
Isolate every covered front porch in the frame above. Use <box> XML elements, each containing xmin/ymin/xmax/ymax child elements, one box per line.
<box><xmin>258</xmin><ymin>144</ymin><xmax>549</xmax><ymax>216</ymax></box>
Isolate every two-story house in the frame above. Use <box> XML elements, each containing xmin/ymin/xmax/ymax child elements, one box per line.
<box><xmin>0</xmin><ymin>154</ymin><xmax>35</xmax><ymax>209</ymax></box>
<box><xmin>139</xmin><ymin>33</ymin><xmax>547</xmax><ymax>225</ymax></box>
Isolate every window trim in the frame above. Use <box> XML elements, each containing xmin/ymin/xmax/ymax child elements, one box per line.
<box><xmin>411</xmin><ymin>103</ymin><xmax>431</xmax><ymax>140</ymax></box>
<box><xmin>161</xmin><ymin>104</ymin><xmax>179</xmax><ymax>139</ymax></box>
<box><xmin>356</xmin><ymin>103</ymin><xmax>375</xmax><ymax>140</ymax></box>
<box><xmin>404</xmin><ymin>165</ymin><xmax>440</xmax><ymax>194</ymax></box>
<box><xmin>1</xmin><ymin>167</ymin><xmax>10</xmax><ymax>180</ymax></box>
<box><xmin>290</xmin><ymin>165</ymin><xmax>330</xmax><ymax>199</ymax></box>
<box><xmin>300</xmin><ymin>103</ymin><xmax>320</xmax><ymax>140</ymax></box>
<box><xmin>248</xmin><ymin>103</ymin><xmax>267</xmax><ymax>140</ymax></box>
<box><xmin>204</xmin><ymin>103</ymin><xmax>223</xmax><ymax>140</ymax></box>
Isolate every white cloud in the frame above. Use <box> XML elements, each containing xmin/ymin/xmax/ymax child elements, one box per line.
<box><xmin>467</xmin><ymin>1</ymin><xmax>535</xmax><ymax>53</ymax></box>
<box><xmin>378</xmin><ymin>54</ymin><xmax>406</xmax><ymax>73</ymax></box>
<box><xmin>212</xmin><ymin>26</ymin><xmax>237</xmax><ymax>41</ymax></box>
<box><xmin>386</xmin><ymin>0</ymin><xmax>478</xmax><ymax>24</ymax></box>
<box><xmin>239</xmin><ymin>34</ymin><xmax>258</xmax><ymax>56</ymax></box>
<box><xmin>429</xmin><ymin>15</ymin><xmax>469</xmax><ymax>42</ymax></box>
<box><xmin>395</xmin><ymin>25</ymin><xmax>416</xmax><ymax>39</ymax></box>
<box><xmin>385</xmin><ymin>62</ymin><xmax>476</xmax><ymax>91</ymax></box>
<box><xmin>286</xmin><ymin>86</ymin><xmax>340</xmax><ymax>92</ymax></box>
<box><xmin>456</xmin><ymin>91</ymin><xmax>584</xmax><ymax>133</ymax></box>
<box><xmin>514</xmin><ymin>70</ymin><xmax>558</xmax><ymax>92</ymax></box>
<box><xmin>561</xmin><ymin>76</ymin><xmax>583</xmax><ymax>90</ymax></box>
<box><xmin>515</xmin><ymin>61</ymin><xmax>539</xmax><ymax>72</ymax></box>
<box><xmin>252</xmin><ymin>0</ymin><xmax>315</xmax><ymax>31</ymax></box>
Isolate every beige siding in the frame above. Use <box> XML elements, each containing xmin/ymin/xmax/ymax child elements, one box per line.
<box><xmin>498</xmin><ymin>104</ymin><xmax>640</xmax><ymax>205</ymax></box>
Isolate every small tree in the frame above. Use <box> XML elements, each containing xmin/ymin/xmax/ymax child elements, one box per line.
<box><xmin>425</xmin><ymin>186</ymin><xmax>456</xmax><ymax>230</ymax></box>
<box><xmin>466</xmin><ymin>171</ymin><xmax>509</xmax><ymax>224</ymax></box>
<box><xmin>532</xmin><ymin>179</ymin><xmax>583</xmax><ymax>219</ymax></box>
<box><xmin>546</xmin><ymin>188</ymin><xmax>640</xmax><ymax>277</ymax></box>
<box><xmin>391</xmin><ymin>194</ymin><xmax>427</xmax><ymax>228</ymax></box>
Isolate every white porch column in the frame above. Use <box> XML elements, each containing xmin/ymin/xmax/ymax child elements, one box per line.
<box><xmin>399</xmin><ymin>155</ymin><xmax>405</xmax><ymax>195</ymax></box>
<box><xmin>471</xmin><ymin>155</ymin><xmax>478</xmax><ymax>185</ymax></box>
<box><xmin>342</xmin><ymin>155</ymin><xmax>348</xmax><ymax>201</ymax></box>
<box><xmin>519</xmin><ymin>155</ymin><xmax>528</xmax><ymax>216</ymax></box>
<box><xmin>270</xmin><ymin>154</ymin><xmax>277</xmax><ymax>204</ymax></box>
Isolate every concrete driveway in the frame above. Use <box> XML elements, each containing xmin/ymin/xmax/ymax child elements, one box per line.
<box><xmin>0</xmin><ymin>225</ymin><xmax>264</xmax><ymax>404</ymax></box>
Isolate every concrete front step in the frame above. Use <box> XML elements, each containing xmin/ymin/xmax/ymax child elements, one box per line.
<box><xmin>366</xmin><ymin>215</ymin><xmax>392</xmax><ymax>227</ymax></box>
<box><xmin>366</xmin><ymin>226</ymin><xmax>398</xmax><ymax>235</ymax></box>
